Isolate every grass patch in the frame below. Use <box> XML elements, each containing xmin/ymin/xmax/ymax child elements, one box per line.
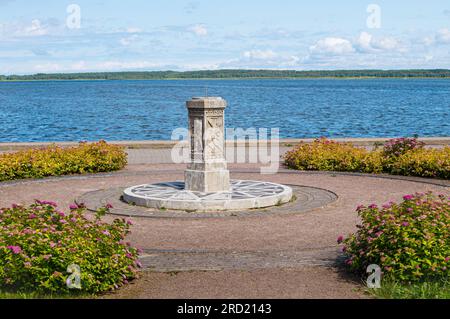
<box><xmin>0</xmin><ymin>290</ymin><xmax>94</xmax><ymax>299</ymax></box>
<box><xmin>369</xmin><ymin>278</ymin><xmax>450</xmax><ymax>299</ymax></box>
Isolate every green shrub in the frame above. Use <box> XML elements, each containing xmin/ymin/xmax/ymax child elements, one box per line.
<box><xmin>0</xmin><ymin>201</ymin><xmax>141</xmax><ymax>294</ymax></box>
<box><xmin>284</xmin><ymin>138</ymin><xmax>449</xmax><ymax>179</ymax></box>
<box><xmin>339</xmin><ymin>192</ymin><xmax>450</xmax><ymax>282</ymax></box>
<box><xmin>0</xmin><ymin>141</ymin><xmax>127</xmax><ymax>182</ymax></box>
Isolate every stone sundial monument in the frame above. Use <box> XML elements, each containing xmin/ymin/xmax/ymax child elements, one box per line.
<box><xmin>123</xmin><ymin>97</ymin><xmax>293</xmax><ymax>212</ymax></box>
<box><xmin>185</xmin><ymin>97</ymin><xmax>230</xmax><ymax>193</ymax></box>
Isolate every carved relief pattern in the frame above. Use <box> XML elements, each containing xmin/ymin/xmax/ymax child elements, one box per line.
<box><xmin>205</xmin><ymin>117</ymin><xmax>224</xmax><ymax>159</ymax></box>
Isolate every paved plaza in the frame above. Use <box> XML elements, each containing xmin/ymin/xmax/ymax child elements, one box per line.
<box><xmin>0</xmin><ymin>159</ymin><xmax>448</xmax><ymax>298</ymax></box>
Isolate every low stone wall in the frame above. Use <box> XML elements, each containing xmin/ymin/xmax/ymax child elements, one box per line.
<box><xmin>0</xmin><ymin>137</ymin><xmax>449</xmax><ymax>152</ymax></box>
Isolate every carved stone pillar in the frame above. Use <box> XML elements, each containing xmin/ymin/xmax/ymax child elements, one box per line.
<box><xmin>185</xmin><ymin>97</ymin><xmax>230</xmax><ymax>193</ymax></box>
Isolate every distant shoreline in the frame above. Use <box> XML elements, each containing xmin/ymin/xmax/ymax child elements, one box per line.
<box><xmin>1</xmin><ymin>69</ymin><xmax>450</xmax><ymax>81</ymax></box>
<box><xmin>2</xmin><ymin>77</ymin><xmax>450</xmax><ymax>82</ymax></box>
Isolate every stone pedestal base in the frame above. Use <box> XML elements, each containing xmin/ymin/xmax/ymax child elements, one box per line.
<box><xmin>122</xmin><ymin>180</ymin><xmax>293</xmax><ymax>212</ymax></box>
<box><xmin>185</xmin><ymin>169</ymin><xmax>231</xmax><ymax>193</ymax></box>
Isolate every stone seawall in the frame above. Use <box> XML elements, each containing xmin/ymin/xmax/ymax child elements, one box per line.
<box><xmin>0</xmin><ymin>137</ymin><xmax>449</xmax><ymax>151</ymax></box>
<box><xmin>1</xmin><ymin>138</ymin><xmax>448</xmax><ymax>165</ymax></box>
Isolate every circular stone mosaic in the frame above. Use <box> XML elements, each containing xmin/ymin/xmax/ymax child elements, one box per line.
<box><xmin>122</xmin><ymin>180</ymin><xmax>293</xmax><ymax>212</ymax></box>
<box><xmin>76</xmin><ymin>184</ymin><xmax>338</xmax><ymax>218</ymax></box>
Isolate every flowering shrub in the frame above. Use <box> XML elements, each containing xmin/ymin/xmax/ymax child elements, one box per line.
<box><xmin>383</xmin><ymin>137</ymin><xmax>425</xmax><ymax>158</ymax></box>
<box><xmin>284</xmin><ymin>138</ymin><xmax>384</xmax><ymax>173</ymax></box>
<box><xmin>0</xmin><ymin>201</ymin><xmax>140</xmax><ymax>294</ymax></box>
<box><xmin>339</xmin><ymin>192</ymin><xmax>450</xmax><ymax>282</ymax></box>
<box><xmin>391</xmin><ymin>147</ymin><xmax>450</xmax><ymax>179</ymax></box>
<box><xmin>0</xmin><ymin>141</ymin><xmax>127</xmax><ymax>182</ymax></box>
<box><xmin>284</xmin><ymin>138</ymin><xmax>449</xmax><ymax>179</ymax></box>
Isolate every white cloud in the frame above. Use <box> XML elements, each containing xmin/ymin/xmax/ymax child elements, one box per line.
<box><xmin>423</xmin><ymin>28</ymin><xmax>450</xmax><ymax>46</ymax></box>
<box><xmin>188</xmin><ymin>24</ymin><xmax>208</xmax><ymax>36</ymax></box>
<box><xmin>184</xmin><ymin>1</ymin><xmax>200</xmax><ymax>14</ymax></box>
<box><xmin>355</xmin><ymin>32</ymin><xmax>404</xmax><ymax>53</ymax></box>
<box><xmin>373</xmin><ymin>36</ymin><xmax>400</xmax><ymax>51</ymax></box>
<box><xmin>220</xmin><ymin>50</ymin><xmax>300</xmax><ymax>69</ymax></box>
<box><xmin>0</xmin><ymin>19</ymin><xmax>51</xmax><ymax>38</ymax></box>
<box><xmin>70</xmin><ymin>61</ymin><xmax>88</xmax><ymax>70</ymax></box>
<box><xmin>243</xmin><ymin>49</ymin><xmax>278</xmax><ymax>60</ymax></box>
<box><xmin>424</xmin><ymin>54</ymin><xmax>433</xmax><ymax>62</ymax></box>
<box><xmin>436</xmin><ymin>28</ymin><xmax>450</xmax><ymax>44</ymax></box>
<box><xmin>33</xmin><ymin>62</ymin><xmax>63</xmax><ymax>72</ymax></box>
<box><xmin>24</xmin><ymin>19</ymin><xmax>48</xmax><ymax>36</ymax></box>
<box><xmin>126</xmin><ymin>27</ymin><xmax>142</xmax><ymax>34</ymax></box>
<box><xmin>356</xmin><ymin>32</ymin><xmax>373</xmax><ymax>52</ymax></box>
<box><xmin>95</xmin><ymin>61</ymin><xmax>163</xmax><ymax>70</ymax></box>
<box><xmin>309</xmin><ymin>37</ymin><xmax>355</xmax><ymax>55</ymax></box>
<box><xmin>20</xmin><ymin>60</ymin><xmax>175</xmax><ymax>74</ymax></box>
<box><xmin>119</xmin><ymin>34</ymin><xmax>138</xmax><ymax>46</ymax></box>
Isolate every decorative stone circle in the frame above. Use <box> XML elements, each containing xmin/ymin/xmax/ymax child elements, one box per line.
<box><xmin>76</xmin><ymin>184</ymin><xmax>338</xmax><ymax>218</ymax></box>
<box><xmin>123</xmin><ymin>180</ymin><xmax>293</xmax><ymax>212</ymax></box>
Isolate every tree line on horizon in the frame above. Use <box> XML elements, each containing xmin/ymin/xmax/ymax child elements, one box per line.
<box><xmin>1</xmin><ymin>69</ymin><xmax>450</xmax><ymax>80</ymax></box>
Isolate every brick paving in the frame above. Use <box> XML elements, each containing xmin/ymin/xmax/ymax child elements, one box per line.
<box><xmin>0</xmin><ymin>163</ymin><xmax>448</xmax><ymax>298</ymax></box>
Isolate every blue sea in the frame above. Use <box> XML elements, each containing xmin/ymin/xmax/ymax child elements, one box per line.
<box><xmin>0</xmin><ymin>79</ymin><xmax>449</xmax><ymax>142</ymax></box>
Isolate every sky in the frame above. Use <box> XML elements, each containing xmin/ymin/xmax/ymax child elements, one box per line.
<box><xmin>0</xmin><ymin>0</ymin><xmax>450</xmax><ymax>74</ymax></box>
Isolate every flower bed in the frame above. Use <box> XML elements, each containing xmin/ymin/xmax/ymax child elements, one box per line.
<box><xmin>0</xmin><ymin>201</ymin><xmax>140</xmax><ymax>295</ymax></box>
<box><xmin>338</xmin><ymin>192</ymin><xmax>449</xmax><ymax>283</ymax></box>
<box><xmin>284</xmin><ymin>137</ymin><xmax>449</xmax><ymax>179</ymax></box>
<box><xmin>0</xmin><ymin>141</ymin><xmax>127</xmax><ymax>182</ymax></box>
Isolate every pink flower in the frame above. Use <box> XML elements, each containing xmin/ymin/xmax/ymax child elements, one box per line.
<box><xmin>368</xmin><ymin>204</ymin><xmax>378</xmax><ymax>209</ymax></box>
<box><xmin>29</xmin><ymin>214</ymin><xmax>37</xmax><ymax>219</ymax></box>
<box><xmin>337</xmin><ymin>235</ymin><xmax>344</xmax><ymax>244</ymax></box>
<box><xmin>41</xmin><ymin>201</ymin><xmax>57</xmax><ymax>207</ymax></box>
<box><xmin>69</xmin><ymin>204</ymin><xmax>78</xmax><ymax>210</ymax></box>
<box><xmin>403</xmin><ymin>194</ymin><xmax>414</xmax><ymax>201</ymax></box>
<box><xmin>402</xmin><ymin>222</ymin><xmax>409</xmax><ymax>227</ymax></box>
<box><xmin>50</xmin><ymin>242</ymin><xmax>56</xmax><ymax>248</ymax></box>
<box><xmin>105</xmin><ymin>203</ymin><xmax>113</xmax><ymax>209</ymax></box>
<box><xmin>7</xmin><ymin>246</ymin><xmax>22</xmax><ymax>254</ymax></box>
<box><xmin>126</xmin><ymin>220</ymin><xmax>133</xmax><ymax>225</ymax></box>
<box><xmin>102</xmin><ymin>230</ymin><xmax>110</xmax><ymax>236</ymax></box>
<box><xmin>58</xmin><ymin>211</ymin><xmax>65</xmax><ymax>217</ymax></box>
<box><xmin>445</xmin><ymin>257</ymin><xmax>450</xmax><ymax>262</ymax></box>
